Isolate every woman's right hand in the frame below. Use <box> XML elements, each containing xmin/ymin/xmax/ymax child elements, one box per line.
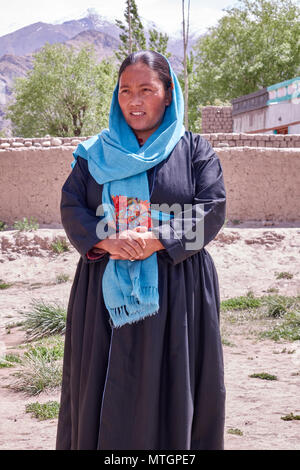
<box><xmin>94</xmin><ymin>226</ymin><xmax>148</xmax><ymax>260</ymax></box>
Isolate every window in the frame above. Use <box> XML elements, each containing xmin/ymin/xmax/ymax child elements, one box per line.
<box><xmin>273</xmin><ymin>126</ymin><xmax>288</xmax><ymax>134</ymax></box>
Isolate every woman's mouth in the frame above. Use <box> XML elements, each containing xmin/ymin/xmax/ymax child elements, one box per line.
<box><xmin>130</xmin><ymin>111</ymin><xmax>146</xmax><ymax>117</ymax></box>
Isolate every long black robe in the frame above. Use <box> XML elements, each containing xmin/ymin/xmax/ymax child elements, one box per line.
<box><xmin>56</xmin><ymin>130</ymin><xmax>227</xmax><ymax>450</ymax></box>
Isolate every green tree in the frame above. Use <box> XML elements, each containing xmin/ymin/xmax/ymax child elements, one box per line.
<box><xmin>192</xmin><ymin>0</ymin><xmax>300</xmax><ymax>106</ymax></box>
<box><xmin>115</xmin><ymin>0</ymin><xmax>146</xmax><ymax>61</ymax></box>
<box><xmin>182</xmin><ymin>0</ymin><xmax>191</xmax><ymax>129</ymax></box>
<box><xmin>178</xmin><ymin>51</ymin><xmax>201</xmax><ymax>133</ymax></box>
<box><xmin>179</xmin><ymin>50</ymin><xmax>232</xmax><ymax>133</ymax></box>
<box><xmin>148</xmin><ymin>29</ymin><xmax>171</xmax><ymax>57</ymax></box>
<box><xmin>115</xmin><ymin>0</ymin><xmax>171</xmax><ymax>61</ymax></box>
<box><xmin>6</xmin><ymin>42</ymin><xmax>118</xmax><ymax>137</ymax></box>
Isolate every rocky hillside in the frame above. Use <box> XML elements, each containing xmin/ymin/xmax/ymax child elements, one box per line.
<box><xmin>64</xmin><ymin>30</ymin><xmax>120</xmax><ymax>60</ymax></box>
<box><xmin>0</xmin><ymin>16</ymin><xmax>122</xmax><ymax>57</ymax></box>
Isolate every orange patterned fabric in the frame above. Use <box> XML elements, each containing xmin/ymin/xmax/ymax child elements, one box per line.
<box><xmin>111</xmin><ymin>194</ymin><xmax>153</xmax><ymax>232</ymax></box>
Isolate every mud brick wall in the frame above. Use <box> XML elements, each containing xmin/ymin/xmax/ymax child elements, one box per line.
<box><xmin>0</xmin><ymin>136</ymin><xmax>299</xmax><ymax>224</ymax></box>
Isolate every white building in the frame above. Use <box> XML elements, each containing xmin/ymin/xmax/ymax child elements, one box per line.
<box><xmin>232</xmin><ymin>76</ymin><xmax>300</xmax><ymax>134</ymax></box>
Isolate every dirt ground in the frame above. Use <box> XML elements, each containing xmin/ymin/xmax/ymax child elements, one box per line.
<box><xmin>0</xmin><ymin>221</ymin><xmax>299</xmax><ymax>450</ymax></box>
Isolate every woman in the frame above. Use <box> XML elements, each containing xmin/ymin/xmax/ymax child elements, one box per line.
<box><xmin>56</xmin><ymin>50</ymin><xmax>226</xmax><ymax>450</ymax></box>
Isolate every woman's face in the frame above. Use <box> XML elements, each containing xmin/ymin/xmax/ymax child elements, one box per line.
<box><xmin>118</xmin><ymin>62</ymin><xmax>172</xmax><ymax>143</ymax></box>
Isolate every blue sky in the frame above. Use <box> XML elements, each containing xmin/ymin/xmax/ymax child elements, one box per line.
<box><xmin>0</xmin><ymin>0</ymin><xmax>238</xmax><ymax>37</ymax></box>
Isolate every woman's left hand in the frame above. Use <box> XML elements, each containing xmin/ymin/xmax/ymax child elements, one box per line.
<box><xmin>109</xmin><ymin>226</ymin><xmax>164</xmax><ymax>260</ymax></box>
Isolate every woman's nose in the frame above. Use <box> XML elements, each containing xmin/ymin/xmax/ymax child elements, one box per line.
<box><xmin>129</xmin><ymin>93</ymin><xmax>143</xmax><ymax>105</ymax></box>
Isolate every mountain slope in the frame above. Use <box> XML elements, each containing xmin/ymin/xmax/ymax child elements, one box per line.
<box><xmin>0</xmin><ymin>16</ymin><xmax>121</xmax><ymax>57</ymax></box>
<box><xmin>64</xmin><ymin>30</ymin><xmax>120</xmax><ymax>60</ymax></box>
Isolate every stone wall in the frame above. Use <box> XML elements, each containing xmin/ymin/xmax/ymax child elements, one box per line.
<box><xmin>202</xmin><ymin>133</ymin><xmax>300</xmax><ymax>148</ymax></box>
<box><xmin>0</xmin><ymin>137</ymin><xmax>299</xmax><ymax>225</ymax></box>
<box><xmin>201</xmin><ymin>106</ymin><xmax>233</xmax><ymax>133</ymax></box>
<box><xmin>0</xmin><ymin>136</ymin><xmax>89</xmax><ymax>149</ymax></box>
<box><xmin>2</xmin><ymin>133</ymin><xmax>300</xmax><ymax>149</ymax></box>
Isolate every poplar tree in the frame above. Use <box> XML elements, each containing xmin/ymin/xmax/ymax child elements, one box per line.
<box><xmin>115</xmin><ymin>0</ymin><xmax>146</xmax><ymax>61</ymax></box>
<box><xmin>148</xmin><ymin>29</ymin><xmax>171</xmax><ymax>57</ymax></box>
<box><xmin>182</xmin><ymin>0</ymin><xmax>191</xmax><ymax>129</ymax></box>
<box><xmin>115</xmin><ymin>0</ymin><xmax>171</xmax><ymax>61</ymax></box>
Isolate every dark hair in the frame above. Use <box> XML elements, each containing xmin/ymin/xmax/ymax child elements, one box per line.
<box><xmin>118</xmin><ymin>50</ymin><xmax>172</xmax><ymax>91</ymax></box>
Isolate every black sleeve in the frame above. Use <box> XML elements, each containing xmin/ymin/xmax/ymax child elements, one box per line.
<box><xmin>60</xmin><ymin>156</ymin><xmax>109</xmax><ymax>264</ymax></box>
<box><xmin>152</xmin><ymin>136</ymin><xmax>226</xmax><ymax>266</ymax></box>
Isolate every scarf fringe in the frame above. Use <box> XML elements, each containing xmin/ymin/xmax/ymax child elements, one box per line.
<box><xmin>107</xmin><ymin>285</ymin><xmax>159</xmax><ymax>329</ymax></box>
<box><xmin>108</xmin><ymin>303</ymin><xmax>159</xmax><ymax>329</ymax></box>
<box><xmin>128</xmin><ymin>285</ymin><xmax>158</xmax><ymax>305</ymax></box>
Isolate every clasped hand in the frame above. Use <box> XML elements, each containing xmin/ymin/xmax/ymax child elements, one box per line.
<box><xmin>95</xmin><ymin>226</ymin><xmax>162</xmax><ymax>261</ymax></box>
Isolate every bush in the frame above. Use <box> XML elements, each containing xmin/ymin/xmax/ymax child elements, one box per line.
<box><xmin>11</xmin><ymin>347</ymin><xmax>62</xmax><ymax>395</ymax></box>
<box><xmin>51</xmin><ymin>236</ymin><xmax>70</xmax><ymax>253</ymax></box>
<box><xmin>22</xmin><ymin>299</ymin><xmax>67</xmax><ymax>341</ymax></box>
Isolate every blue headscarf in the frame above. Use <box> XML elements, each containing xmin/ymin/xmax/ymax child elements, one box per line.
<box><xmin>71</xmin><ymin>53</ymin><xmax>185</xmax><ymax>328</ymax></box>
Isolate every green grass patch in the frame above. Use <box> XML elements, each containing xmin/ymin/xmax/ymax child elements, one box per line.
<box><xmin>29</xmin><ymin>334</ymin><xmax>64</xmax><ymax>348</ymax></box>
<box><xmin>13</xmin><ymin>217</ymin><xmax>39</xmax><ymax>231</ymax></box>
<box><xmin>7</xmin><ymin>336</ymin><xmax>64</xmax><ymax>393</ymax></box>
<box><xmin>221</xmin><ymin>294</ymin><xmax>300</xmax><ymax>342</ymax></box>
<box><xmin>5</xmin><ymin>321</ymin><xmax>24</xmax><ymax>334</ymax></box>
<box><xmin>227</xmin><ymin>428</ymin><xmax>243</xmax><ymax>436</ymax></box>
<box><xmin>259</xmin><ymin>312</ymin><xmax>300</xmax><ymax>342</ymax></box>
<box><xmin>24</xmin><ymin>336</ymin><xmax>64</xmax><ymax>361</ymax></box>
<box><xmin>55</xmin><ymin>273</ymin><xmax>70</xmax><ymax>284</ymax></box>
<box><xmin>249</xmin><ymin>372</ymin><xmax>278</xmax><ymax>380</ymax></box>
<box><xmin>273</xmin><ymin>348</ymin><xmax>296</xmax><ymax>355</ymax></box>
<box><xmin>266</xmin><ymin>287</ymin><xmax>279</xmax><ymax>294</ymax></box>
<box><xmin>221</xmin><ymin>294</ymin><xmax>261</xmax><ymax>312</ymax></box>
<box><xmin>261</xmin><ymin>295</ymin><xmax>298</xmax><ymax>318</ymax></box>
<box><xmin>0</xmin><ymin>279</ymin><xmax>13</xmax><ymax>289</ymax></box>
<box><xmin>0</xmin><ymin>353</ymin><xmax>22</xmax><ymax>368</ymax></box>
<box><xmin>280</xmin><ymin>413</ymin><xmax>300</xmax><ymax>421</ymax></box>
<box><xmin>221</xmin><ymin>338</ymin><xmax>236</xmax><ymax>347</ymax></box>
<box><xmin>275</xmin><ymin>271</ymin><xmax>293</xmax><ymax>280</ymax></box>
<box><xmin>51</xmin><ymin>236</ymin><xmax>70</xmax><ymax>253</ymax></box>
<box><xmin>0</xmin><ymin>220</ymin><xmax>8</xmax><ymax>231</ymax></box>
<box><xmin>5</xmin><ymin>321</ymin><xmax>24</xmax><ymax>329</ymax></box>
<box><xmin>25</xmin><ymin>401</ymin><xmax>60</xmax><ymax>420</ymax></box>
<box><xmin>22</xmin><ymin>299</ymin><xmax>67</xmax><ymax>341</ymax></box>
